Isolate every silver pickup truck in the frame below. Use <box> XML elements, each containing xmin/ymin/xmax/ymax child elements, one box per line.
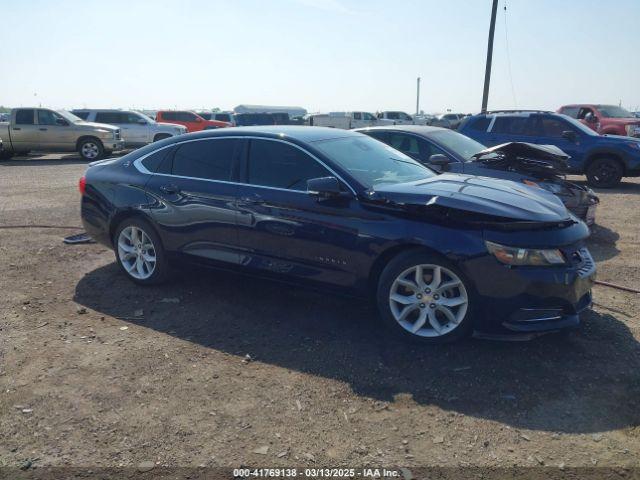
<box><xmin>0</xmin><ymin>108</ymin><xmax>125</xmax><ymax>160</ymax></box>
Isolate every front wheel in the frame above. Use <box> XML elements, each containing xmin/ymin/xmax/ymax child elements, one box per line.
<box><xmin>585</xmin><ymin>158</ymin><xmax>623</xmax><ymax>188</ymax></box>
<box><xmin>114</xmin><ymin>218</ymin><xmax>170</xmax><ymax>285</ymax></box>
<box><xmin>78</xmin><ymin>138</ymin><xmax>104</xmax><ymax>161</ymax></box>
<box><xmin>377</xmin><ymin>251</ymin><xmax>473</xmax><ymax>344</ymax></box>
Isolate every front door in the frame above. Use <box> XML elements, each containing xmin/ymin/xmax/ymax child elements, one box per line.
<box><xmin>35</xmin><ymin>109</ymin><xmax>76</xmax><ymax>150</ymax></box>
<box><xmin>145</xmin><ymin>137</ymin><xmax>243</xmax><ymax>264</ymax></box>
<box><xmin>235</xmin><ymin>138</ymin><xmax>360</xmax><ymax>287</ymax></box>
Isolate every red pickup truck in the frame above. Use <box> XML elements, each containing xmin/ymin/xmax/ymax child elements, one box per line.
<box><xmin>558</xmin><ymin>104</ymin><xmax>640</xmax><ymax>137</ymax></box>
<box><xmin>156</xmin><ymin>110</ymin><xmax>230</xmax><ymax>133</ymax></box>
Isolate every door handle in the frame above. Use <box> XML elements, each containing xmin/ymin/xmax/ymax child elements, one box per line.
<box><xmin>239</xmin><ymin>195</ymin><xmax>265</xmax><ymax>205</ymax></box>
<box><xmin>159</xmin><ymin>184</ymin><xmax>179</xmax><ymax>194</ymax></box>
<box><xmin>13</xmin><ymin>127</ymin><xmax>21</xmax><ymax>131</ymax></box>
<box><xmin>39</xmin><ymin>128</ymin><xmax>47</xmax><ymax>131</ymax></box>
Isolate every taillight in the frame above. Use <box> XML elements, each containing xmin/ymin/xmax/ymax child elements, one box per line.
<box><xmin>78</xmin><ymin>176</ymin><xmax>86</xmax><ymax>195</ymax></box>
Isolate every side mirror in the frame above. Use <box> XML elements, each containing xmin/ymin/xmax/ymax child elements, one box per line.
<box><xmin>561</xmin><ymin>130</ymin><xmax>577</xmax><ymax>142</ymax></box>
<box><xmin>307</xmin><ymin>176</ymin><xmax>346</xmax><ymax>199</ymax></box>
<box><xmin>55</xmin><ymin>118</ymin><xmax>68</xmax><ymax>126</ymax></box>
<box><xmin>428</xmin><ymin>154</ymin><xmax>453</xmax><ymax>166</ymax></box>
<box><xmin>137</xmin><ymin>119</ymin><xmax>147</xmax><ymax>125</ymax></box>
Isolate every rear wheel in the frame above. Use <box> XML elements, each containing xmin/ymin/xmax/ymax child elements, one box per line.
<box><xmin>114</xmin><ymin>218</ymin><xmax>170</xmax><ymax>285</ymax></box>
<box><xmin>78</xmin><ymin>138</ymin><xmax>104</xmax><ymax>161</ymax></box>
<box><xmin>586</xmin><ymin>158</ymin><xmax>623</xmax><ymax>188</ymax></box>
<box><xmin>377</xmin><ymin>251</ymin><xmax>473</xmax><ymax>344</ymax></box>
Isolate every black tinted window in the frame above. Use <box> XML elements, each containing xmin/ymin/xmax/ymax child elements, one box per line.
<box><xmin>172</xmin><ymin>139</ymin><xmax>238</xmax><ymax>181</ymax></box>
<box><xmin>386</xmin><ymin>112</ymin><xmax>399</xmax><ymax>120</ymax></box>
<box><xmin>468</xmin><ymin>116</ymin><xmax>490</xmax><ymax>131</ymax></box>
<box><xmin>141</xmin><ymin>147</ymin><xmax>172</xmax><ymax>173</ymax></box>
<box><xmin>215</xmin><ymin>114</ymin><xmax>231</xmax><ymax>122</ymax></box>
<box><xmin>15</xmin><ymin>109</ymin><xmax>34</xmax><ymax>125</ymax></box>
<box><xmin>247</xmin><ymin>140</ymin><xmax>329</xmax><ymax>190</ymax></box>
<box><xmin>95</xmin><ymin>112</ymin><xmax>122</xmax><ymax>123</ymax></box>
<box><xmin>73</xmin><ymin>111</ymin><xmax>90</xmax><ymax>120</ymax></box>
<box><xmin>540</xmin><ymin>117</ymin><xmax>574</xmax><ymax>137</ymax></box>
<box><xmin>161</xmin><ymin>112</ymin><xmax>177</xmax><ymax>121</ymax></box>
<box><xmin>388</xmin><ymin>133</ymin><xmax>421</xmax><ymax>158</ymax></box>
<box><xmin>176</xmin><ymin>112</ymin><xmax>197</xmax><ymax>122</ymax></box>
<box><xmin>492</xmin><ymin>116</ymin><xmax>535</xmax><ymax>135</ymax></box>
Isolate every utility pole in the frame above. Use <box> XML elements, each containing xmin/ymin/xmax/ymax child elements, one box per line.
<box><xmin>416</xmin><ymin>77</ymin><xmax>421</xmax><ymax>116</ymax></box>
<box><xmin>481</xmin><ymin>0</ymin><xmax>499</xmax><ymax>113</ymax></box>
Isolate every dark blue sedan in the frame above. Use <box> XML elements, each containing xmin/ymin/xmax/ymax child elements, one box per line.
<box><xmin>80</xmin><ymin>127</ymin><xmax>595</xmax><ymax>343</ymax></box>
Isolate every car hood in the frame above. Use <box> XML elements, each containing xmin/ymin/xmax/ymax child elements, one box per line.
<box><xmin>471</xmin><ymin>142</ymin><xmax>570</xmax><ymax>178</ymax></box>
<box><xmin>366</xmin><ymin>173</ymin><xmax>571</xmax><ymax>223</ymax></box>
<box><xmin>603</xmin><ymin>117</ymin><xmax>640</xmax><ymax>125</ymax></box>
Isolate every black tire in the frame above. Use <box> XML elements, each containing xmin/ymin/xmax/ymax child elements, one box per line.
<box><xmin>113</xmin><ymin>217</ymin><xmax>170</xmax><ymax>285</ymax></box>
<box><xmin>585</xmin><ymin>158</ymin><xmax>623</xmax><ymax>188</ymax></box>
<box><xmin>0</xmin><ymin>150</ymin><xmax>14</xmax><ymax>160</ymax></box>
<box><xmin>78</xmin><ymin>138</ymin><xmax>105</xmax><ymax>161</ymax></box>
<box><xmin>376</xmin><ymin>250</ymin><xmax>474</xmax><ymax>344</ymax></box>
<box><xmin>153</xmin><ymin>133</ymin><xmax>172</xmax><ymax>142</ymax></box>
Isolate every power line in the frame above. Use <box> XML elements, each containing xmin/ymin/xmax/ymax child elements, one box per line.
<box><xmin>503</xmin><ymin>0</ymin><xmax>518</xmax><ymax>107</ymax></box>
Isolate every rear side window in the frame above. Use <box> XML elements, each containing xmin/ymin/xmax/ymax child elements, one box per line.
<box><xmin>214</xmin><ymin>114</ymin><xmax>231</xmax><ymax>122</ymax></box>
<box><xmin>95</xmin><ymin>112</ymin><xmax>122</xmax><ymax>123</ymax></box>
<box><xmin>176</xmin><ymin>112</ymin><xmax>197</xmax><ymax>122</ymax></box>
<box><xmin>141</xmin><ymin>147</ymin><xmax>172</xmax><ymax>173</ymax></box>
<box><xmin>73</xmin><ymin>111</ymin><xmax>90</xmax><ymax>120</ymax></box>
<box><xmin>491</xmin><ymin>116</ymin><xmax>535</xmax><ymax>135</ymax></box>
<box><xmin>15</xmin><ymin>109</ymin><xmax>35</xmax><ymax>125</ymax></box>
<box><xmin>161</xmin><ymin>112</ymin><xmax>177</xmax><ymax>121</ymax></box>
<box><xmin>172</xmin><ymin>139</ymin><xmax>239</xmax><ymax>181</ymax></box>
<box><xmin>247</xmin><ymin>140</ymin><xmax>330</xmax><ymax>191</ymax></box>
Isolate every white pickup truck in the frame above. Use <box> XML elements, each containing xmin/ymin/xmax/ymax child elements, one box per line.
<box><xmin>376</xmin><ymin>111</ymin><xmax>421</xmax><ymax>125</ymax></box>
<box><xmin>0</xmin><ymin>107</ymin><xmax>124</xmax><ymax>160</ymax></box>
<box><xmin>309</xmin><ymin>111</ymin><xmax>378</xmax><ymax>129</ymax></box>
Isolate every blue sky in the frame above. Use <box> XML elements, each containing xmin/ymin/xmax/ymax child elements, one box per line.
<box><xmin>1</xmin><ymin>0</ymin><xmax>639</xmax><ymax>113</ymax></box>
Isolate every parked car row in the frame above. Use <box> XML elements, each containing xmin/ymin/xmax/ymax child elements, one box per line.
<box><xmin>80</xmin><ymin>126</ymin><xmax>596</xmax><ymax>344</ymax></box>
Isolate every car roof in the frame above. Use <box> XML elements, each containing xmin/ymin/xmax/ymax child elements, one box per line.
<box><xmin>167</xmin><ymin>126</ymin><xmax>359</xmax><ymax>142</ymax></box>
<box><xmin>355</xmin><ymin>125</ymin><xmax>449</xmax><ymax>134</ymax></box>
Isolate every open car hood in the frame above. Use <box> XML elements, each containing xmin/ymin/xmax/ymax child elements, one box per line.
<box><xmin>471</xmin><ymin>142</ymin><xmax>569</xmax><ymax>177</ymax></box>
<box><xmin>365</xmin><ymin>173</ymin><xmax>572</xmax><ymax>224</ymax></box>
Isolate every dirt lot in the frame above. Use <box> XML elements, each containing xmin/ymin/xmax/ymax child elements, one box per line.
<box><xmin>1</xmin><ymin>153</ymin><xmax>639</xmax><ymax>472</ymax></box>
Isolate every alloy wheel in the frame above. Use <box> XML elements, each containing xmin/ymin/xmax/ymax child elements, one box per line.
<box><xmin>82</xmin><ymin>142</ymin><xmax>100</xmax><ymax>159</ymax></box>
<box><xmin>117</xmin><ymin>226</ymin><xmax>157</xmax><ymax>280</ymax></box>
<box><xmin>389</xmin><ymin>264</ymin><xmax>468</xmax><ymax>337</ymax></box>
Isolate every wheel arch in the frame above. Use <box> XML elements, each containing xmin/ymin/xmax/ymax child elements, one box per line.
<box><xmin>108</xmin><ymin>209</ymin><xmax>161</xmax><ymax>247</ymax></box>
<box><xmin>76</xmin><ymin>135</ymin><xmax>103</xmax><ymax>150</ymax></box>
<box><xmin>585</xmin><ymin>150</ymin><xmax>626</xmax><ymax>175</ymax></box>
<box><xmin>367</xmin><ymin>243</ymin><xmax>449</xmax><ymax>295</ymax></box>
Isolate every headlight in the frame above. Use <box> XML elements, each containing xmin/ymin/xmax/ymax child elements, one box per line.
<box><xmin>625</xmin><ymin>125</ymin><xmax>640</xmax><ymax>136</ymax></box>
<box><xmin>485</xmin><ymin>240</ymin><xmax>566</xmax><ymax>266</ymax></box>
<box><xmin>523</xmin><ymin>179</ymin><xmax>566</xmax><ymax>195</ymax></box>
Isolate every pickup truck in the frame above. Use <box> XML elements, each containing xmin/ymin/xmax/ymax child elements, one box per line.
<box><xmin>376</xmin><ymin>111</ymin><xmax>426</xmax><ymax>126</ymax></box>
<box><xmin>0</xmin><ymin>108</ymin><xmax>124</xmax><ymax>160</ymax></box>
<box><xmin>309</xmin><ymin>111</ymin><xmax>378</xmax><ymax>129</ymax></box>
<box><xmin>558</xmin><ymin>104</ymin><xmax>640</xmax><ymax>137</ymax></box>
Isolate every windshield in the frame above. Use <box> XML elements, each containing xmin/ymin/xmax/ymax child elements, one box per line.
<box><xmin>313</xmin><ymin>135</ymin><xmax>436</xmax><ymax>189</ymax></box>
<box><xmin>429</xmin><ymin>130</ymin><xmax>486</xmax><ymax>161</ymax></box>
<box><xmin>56</xmin><ymin>110</ymin><xmax>83</xmax><ymax>123</ymax></box>
<box><xmin>597</xmin><ymin>105</ymin><xmax>633</xmax><ymax>118</ymax></box>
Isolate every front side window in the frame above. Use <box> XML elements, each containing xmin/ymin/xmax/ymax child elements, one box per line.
<box><xmin>161</xmin><ymin>112</ymin><xmax>177</xmax><ymax>121</ymax></box>
<box><xmin>73</xmin><ymin>111</ymin><xmax>90</xmax><ymax>120</ymax></box>
<box><xmin>539</xmin><ymin>117</ymin><xmax>575</xmax><ymax>137</ymax></box>
<box><xmin>386</xmin><ymin>112</ymin><xmax>399</xmax><ymax>120</ymax></box>
<box><xmin>172</xmin><ymin>139</ymin><xmax>239</xmax><ymax>181</ymax></box>
<box><xmin>468</xmin><ymin>116</ymin><xmax>491</xmax><ymax>131</ymax></box>
<box><xmin>353</xmin><ymin>112</ymin><xmax>362</xmax><ymax>120</ymax></box>
<box><xmin>247</xmin><ymin>140</ymin><xmax>330</xmax><ymax>191</ymax></box>
<box><xmin>37</xmin><ymin>109</ymin><xmax>65</xmax><ymax>125</ymax></box>
<box><xmin>313</xmin><ymin>135</ymin><xmax>435</xmax><ymax>189</ymax></box>
<box><xmin>215</xmin><ymin>114</ymin><xmax>231</xmax><ymax>122</ymax></box>
<box><xmin>125</xmin><ymin>112</ymin><xmax>144</xmax><ymax>124</ymax></box>
<box><xmin>388</xmin><ymin>133</ymin><xmax>421</xmax><ymax>158</ymax></box>
<box><xmin>15</xmin><ymin>109</ymin><xmax>35</xmax><ymax>125</ymax></box>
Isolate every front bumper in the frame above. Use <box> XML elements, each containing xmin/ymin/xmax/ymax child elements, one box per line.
<box><xmin>103</xmin><ymin>139</ymin><xmax>125</xmax><ymax>152</ymax></box>
<box><xmin>464</xmin><ymin>246</ymin><xmax>596</xmax><ymax>336</ymax></box>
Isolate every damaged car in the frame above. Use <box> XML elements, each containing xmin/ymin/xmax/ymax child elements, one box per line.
<box><xmin>357</xmin><ymin>126</ymin><xmax>600</xmax><ymax>225</ymax></box>
<box><xmin>80</xmin><ymin>127</ymin><xmax>595</xmax><ymax>343</ymax></box>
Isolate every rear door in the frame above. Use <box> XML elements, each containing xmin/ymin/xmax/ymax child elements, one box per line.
<box><xmin>9</xmin><ymin>109</ymin><xmax>39</xmax><ymax>151</ymax></box>
<box><xmin>485</xmin><ymin>115</ymin><xmax>538</xmax><ymax>146</ymax></box>
<box><xmin>235</xmin><ymin>138</ymin><xmax>360</xmax><ymax>287</ymax></box>
<box><xmin>145</xmin><ymin>137</ymin><xmax>243</xmax><ymax>264</ymax></box>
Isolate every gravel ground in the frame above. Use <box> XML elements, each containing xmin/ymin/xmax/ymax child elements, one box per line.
<box><xmin>1</xmin><ymin>153</ymin><xmax>639</xmax><ymax>473</ymax></box>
